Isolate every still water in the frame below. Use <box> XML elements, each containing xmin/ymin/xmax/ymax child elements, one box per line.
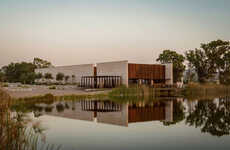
<box><xmin>13</xmin><ymin>97</ymin><xmax>230</xmax><ymax>150</ymax></box>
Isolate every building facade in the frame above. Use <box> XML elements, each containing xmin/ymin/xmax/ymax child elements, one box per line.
<box><xmin>35</xmin><ymin>60</ymin><xmax>173</xmax><ymax>87</ymax></box>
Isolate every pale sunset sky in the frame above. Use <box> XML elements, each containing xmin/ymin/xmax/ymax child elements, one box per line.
<box><xmin>0</xmin><ymin>0</ymin><xmax>230</xmax><ymax>67</ymax></box>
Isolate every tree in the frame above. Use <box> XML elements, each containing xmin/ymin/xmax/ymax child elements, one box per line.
<box><xmin>218</xmin><ymin>44</ymin><xmax>230</xmax><ymax>85</ymax></box>
<box><xmin>33</xmin><ymin>57</ymin><xmax>52</xmax><ymax>69</ymax></box>
<box><xmin>186</xmin><ymin>98</ymin><xmax>230</xmax><ymax>137</ymax></box>
<box><xmin>65</xmin><ymin>75</ymin><xmax>70</xmax><ymax>83</ymax></box>
<box><xmin>186</xmin><ymin>39</ymin><xmax>230</xmax><ymax>84</ymax></box>
<box><xmin>186</xmin><ymin>49</ymin><xmax>210</xmax><ymax>83</ymax></box>
<box><xmin>44</xmin><ymin>73</ymin><xmax>53</xmax><ymax>80</ymax></box>
<box><xmin>0</xmin><ymin>69</ymin><xmax>5</xmax><ymax>82</ymax></box>
<box><xmin>157</xmin><ymin>50</ymin><xmax>186</xmax><ymax>83</ymax></box>
<box><xmin>35</xmin><ymin>73</ymin><xmax>43</xmax><ymax>80</ymax></box>
<box><xmin>72</xmin><ymin>75</ymin><xmax>75</xmax><ymax>83</ymax></box>
<box><xmin>56</xmin><ymin>73</ymin><xmax>64</xmax><ymax>82</ymax></box>
<box><xmin>26</xmin><ymin>72</ymin><xmax>37</xmax><ymax>84</ymax></box>
<box><xmin>2</xmin><ymin>62</ymin><xmax>36</xmax><ymax>84</ymax></box>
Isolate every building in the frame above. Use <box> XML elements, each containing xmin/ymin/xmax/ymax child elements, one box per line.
<box><xmin>35</xmin><ymin>63</ymin><xmax>94</xmax><ymax>84</ymax></box>
<box><xmin>35</xmin><ymin>60</ymin><xmax>173</xmax><ymax>87</ymax></box>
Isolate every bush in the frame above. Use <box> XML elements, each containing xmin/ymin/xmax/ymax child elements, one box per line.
<box><xmin>49</xmin><ymin>86</ymin><xmax>56</xmax><ymax>90</ymax></box>
<box><xmin>17</xmin><ymin>84</ymin><xmax>30</xmax><ymax>88</ymax></box>
<box><xmin>2</xmin><ymin>83</ymin><xmax>9</xmax><ymax>87</ymax></box>
<box><xmin>56</xmin><ymin>73</ymin><xmax>64</xmax><ymax>81</ymax></box>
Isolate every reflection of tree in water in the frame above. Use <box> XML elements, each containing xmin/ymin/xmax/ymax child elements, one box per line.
<box><xmin>186</xmin><ymin>97</ymin><xmax>230</xmax><ymax>137</ymax></box>
<box><xmin>163</xmin><ymin>101</ymin><xmax>185</xmax><ymax>126</ymax></box>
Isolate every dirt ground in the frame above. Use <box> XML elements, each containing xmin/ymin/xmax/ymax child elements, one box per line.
<box><xmin>2</xmin><ymin>84</ymin><xmax>109</xmax><ymax>99</ymax></box>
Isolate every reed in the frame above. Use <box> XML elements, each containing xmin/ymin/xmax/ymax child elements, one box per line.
<box><xmin>0</xmin><ymin>89</ymin><xmax>61</xmax><ymax>150</ymax></box>
<box><xmin>182</xmin><ymin>83</ymin><xmax>230</xmax><ymax>99</ymax></box>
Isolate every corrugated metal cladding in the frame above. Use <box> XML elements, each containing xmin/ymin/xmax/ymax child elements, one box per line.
<box><xmin>128</xmin><ymin>64</ymin><xmax>165</xmax><ymax>80</ymax></box>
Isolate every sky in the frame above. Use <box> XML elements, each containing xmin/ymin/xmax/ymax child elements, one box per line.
<box><xmin>0</xmin><ymin>0</ymin><xmax>230</xmax><ymax>67</ymax></box>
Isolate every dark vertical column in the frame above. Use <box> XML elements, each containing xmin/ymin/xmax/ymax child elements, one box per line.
<box><xmin>97</xmin><ymin>77</ymin><xmax>101</xmax><ymax>88</ymax></box>
<box><xmin>111</xmin><ymin>76</ymin><xmax>112</xmax><ymax>88</ymax></box>
<box><xmin>110</xmin><ymin>76</ymin><xmax>112</xmax><ymax>88</ymax></box>
<box><xmin>84</xmin><ymin>77</ymin><xmax>86</xmax><ymax>88</ymax></box>
<box><xmin>88</xmin><ymin>77</ymin><xmax>90</xmax><ymax>88</ymax></box>
<box><xmin>109</xmin><ymin>76</ymin><xmax>110</xmax><ymax>88</ymax></box>
<box><xmin>115</xmin><ymin>76</ymin><xmax>117</xmax><ymax>87</ymax></box>
<box><xmin>83</xmin><ymin>77</ymin><xmax>85</xmax><ymax>87</ymax></box>
<box><xmin>86</xmin><ymin>77</ymin><xmax>88</xmax><ymax>88</ymax></box>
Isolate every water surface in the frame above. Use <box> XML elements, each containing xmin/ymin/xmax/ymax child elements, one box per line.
<box><xmin>13</xmin><ymin>97</ymin><xmax>230</xmax><ymax>150</ymax></box>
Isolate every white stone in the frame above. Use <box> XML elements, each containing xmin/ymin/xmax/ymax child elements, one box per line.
<box><xmin>165</xmin><ymin>63</ymin><xmax>173</xmax><ymax>85</ymax></box>
<box><xmin>96</xmin><ymin>60</ymin><xmax>129</xmax><ymax>86</ymax></box>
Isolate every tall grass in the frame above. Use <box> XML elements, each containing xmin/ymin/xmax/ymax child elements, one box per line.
<box><xmin>182</xmin><ymin>83</ymin><xmax>230</xmax><ymax>100</ymax></box>
<box><xmin>0</xmin><ymin>89</ymin><xmax>61</xmax><ymax>150</ymax></box>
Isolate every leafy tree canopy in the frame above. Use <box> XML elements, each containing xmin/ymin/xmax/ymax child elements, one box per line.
<box><xmin>44</xmin><ymin>73</ymin><xmax>53</xmax><ymax>80</ymax></box>
<box><xmin>56</xmin><ymin>73</ymin><xmax>64</xmax><ymax>81</ymax></box>
<box><xmin>157</xmin><ymin>50</ymin><xmax>186</xmax><ymax>83</ymax></box>
<box><xmin>33</xmin><ymin>57</ymin><xmax>52</xmax><ymax>69</ymax></box>
<box><xmin>2</xmin><ymin>62</ymin><xmax>36</xmax><ymax>84</ymax></box>
<box><xmin>65</xmin><ymin>75</ymin><xmax>70</xmax><ymax>82</ymax></box>
<box><xmin>186</xmin><ymin>39</ymin><xmax>230</xmax><ymax>84</ymax></box>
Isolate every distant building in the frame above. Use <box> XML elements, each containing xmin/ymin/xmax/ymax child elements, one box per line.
<box><xmin>35</xmin><ymin>60</ymin><xmax>173</xmax><ymax>87</ymax></box>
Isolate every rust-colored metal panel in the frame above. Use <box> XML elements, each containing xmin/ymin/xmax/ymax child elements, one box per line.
<box><xmin>94</xmin><ymin>67</ymin><xmax>97</xmax><ymax>76</ymax></box>
<box><xmin>128</xmin><ymin>105</ymin><xmax>165</xmax><ymax>123</ymax></box>
<box><xmin>128</xmin><ymin>63</ymin><xmax>165</xmax><ymax>80</ymax></box>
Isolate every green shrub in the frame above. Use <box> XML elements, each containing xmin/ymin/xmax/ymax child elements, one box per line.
<box><xmin>17</xmin><ymin>84</ymin><xmax>30</xmax><ymax>88</ymax></box>
<box><xmin>49</xmin><ymin>86</ymin><xmax>56</xmax><ymax>90</ymax></box>
<box><xmin>2</xmin><ymin>83</ymin><xmax>9</xmax><ymax>87</ymax></box>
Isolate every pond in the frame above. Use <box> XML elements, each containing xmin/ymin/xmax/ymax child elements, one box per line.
<box><xmin>11</xmin><ymin>96</ymin><xmax>230</xmax><ymax>150</ymax></box>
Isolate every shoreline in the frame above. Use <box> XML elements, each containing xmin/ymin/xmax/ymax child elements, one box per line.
<box><xmin>1</xmin><ymin>84</ymin><xmax>110</xmax><ymax>99</ymax></box>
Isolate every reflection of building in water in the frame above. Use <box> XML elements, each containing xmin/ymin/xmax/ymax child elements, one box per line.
<box><xmin>128</xmin><ymin>101</ymin><xmax>173</xmax><ymax>123</ymax></box>
<box><xmin>42</xmin><ymin>100</ymin><xmax>173</xmax><ymax>127</ymax></box>
<box><xmin>81</xmin><ymin>100</ymin><xmax>128</xmax><ymax>126</ymax></box>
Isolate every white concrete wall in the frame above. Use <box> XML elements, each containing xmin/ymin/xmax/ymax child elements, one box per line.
<box><xmin>165</xmin><ymin>63</ymin><xmax>173</xmax><ymax>85</ymax></box>
<box><xmin>96</xmin><ymin>60</ymin><xmax>129</xmax><ymax>86</ymax></box>
<box><xmin>35</xmin><ymin>64</ymin><xmax>94</xmax><ymax>84</ymax></box>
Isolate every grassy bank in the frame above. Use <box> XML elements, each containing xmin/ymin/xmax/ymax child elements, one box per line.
<box><xmin>14</xmin><ymin>93</ymin><xmax>107</xmax><ymax>104</ymax></box>
<box><xmin>6</xmin><ymin>83</ymin><xmax>230</xmax><ymax>106</ymax></box>
<box><xmin>182</xmin><ymin>83</ymin><xmax>230</xmax><ymax>99</ymax></box>
<box><xmin>0</xmin><ymin>89</ymin><xmax>61</xmax><ymax>150</ymax></box>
